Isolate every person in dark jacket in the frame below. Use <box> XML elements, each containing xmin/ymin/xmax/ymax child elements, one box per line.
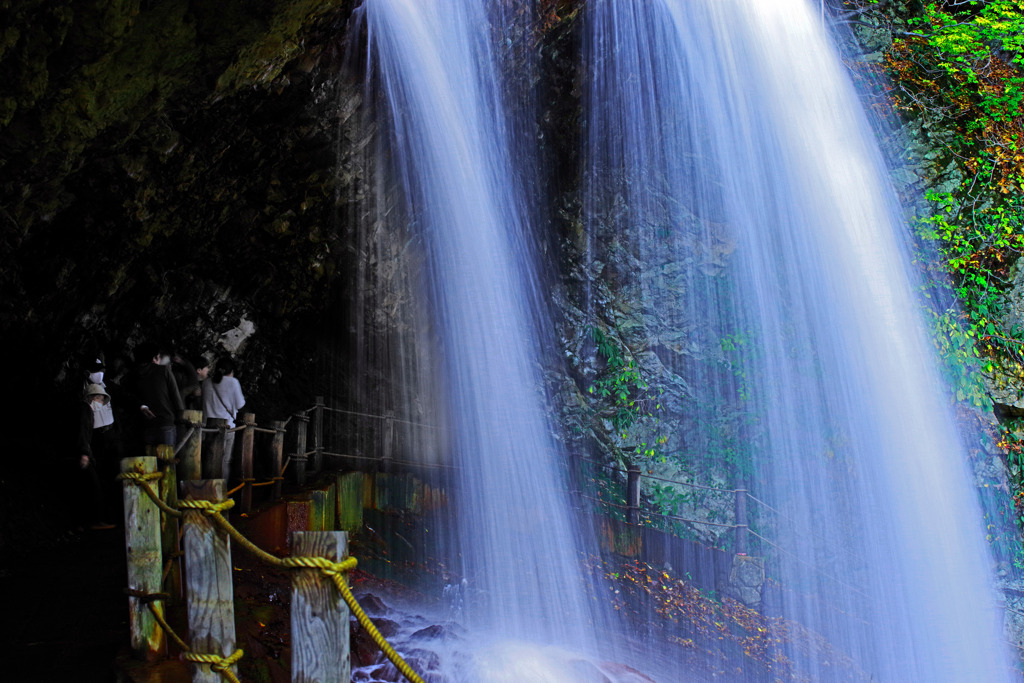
<box><xmin>172</xmin><ymin>352</ymin><xmax>209</xmax><ymax>411</ymax></box>
<box><xmin>135</xmin><ymin>343</ymin><xmax>185</xmax><ymax>447</ymax></box>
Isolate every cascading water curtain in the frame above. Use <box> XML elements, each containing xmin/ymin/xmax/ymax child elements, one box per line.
<box><xmin>358</xmin><ymin>0</ymin><xmax>615</xmax><ymax>667</ymax></box>
<box><xmin>584</xmin><ymin>0</ymin><xmax>1011</xmax><ymax>680</ymax></box>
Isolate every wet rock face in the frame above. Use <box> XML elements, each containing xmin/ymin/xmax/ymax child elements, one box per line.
<box><xmin>2</xmin><ymin>0</ymin><xmax>364</xmax><ymax>415</ymax></box>
<box><xmin>538</xmin><ymin>5</ymin><xmax>739</xmax><ymax>543</ymax></box>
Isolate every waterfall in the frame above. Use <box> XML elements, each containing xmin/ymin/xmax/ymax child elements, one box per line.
<box><xmin>353</xmin><ymin>0</ymin><xmax>1012</xmax><ymax>678</ymax></box>
<box><xmin>584</xmin><ymin>0</ymin><xmax>1011</xmax><ymax>680</ymax></box>
<box><xmin>358</xmin><ymin>0</ymin><xmax>608</xmax><ymax>662</ymax></box>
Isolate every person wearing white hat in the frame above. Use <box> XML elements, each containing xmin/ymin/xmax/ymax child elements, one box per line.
<box><xmin>83</xmin><ymin>357</ymin><xmax>115</xmax><ymax>431</ymax></box>
<box><xmin>78</xmin><ymin>383</ymin><xmax>118</xmax><ymax>530</ymax></box>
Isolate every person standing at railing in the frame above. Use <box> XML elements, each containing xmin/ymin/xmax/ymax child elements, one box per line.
<box><xmin>202</xmin><ymin>356</ymin><xmax>246</xmax><ymax>481</ymax></box>
<box><xmin>78</xmin><ymin>383</ymin><xmax>119</xmax><ymax>530</ymax></box>
<box><xmin>82</xmin><ymin>355</ymin><xmax>117</xmax><ymax>436</ymax></box>
<box><xmin>135</xmin><ymin>343</ymin><xmax>185</xmax><ymax>450</ymax></box>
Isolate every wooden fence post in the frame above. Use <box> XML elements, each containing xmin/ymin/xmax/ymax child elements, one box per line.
<box><xmin>291</xmin><ymin>531</ymin><xmax>350</xmax><ymax>683</ymax></box>
<box><xmin>121</xmin><ymin>456</ymin><xmax>165</xmax><ymax>660</ymax></box>
<box><xmin>626</xmin><ymin>464</ymin><xmax>641</xmax><ymax>525</ymax></box>
<box><xmin>240</xmin><ymin>413</ymin><xmax>256</xmax><ymax>513</ymax></box>
<box><xmin>735</xmin><ymin>480</ymin><xmax>748</xmax><ymax>555</ymax></box>
<box><xmin>293</xmin><ymin>411</ymin><xmax>309</xmax><ymax>487</ymax></box>
<box><xmin>180</xmin><ymin>410</ymin><xmax>204</xmax><ymax>482</ymax></box>
<box><xmin>181</xmin><ymin>479</ymin><xmax>237</xmax><ymax>683</ymax></box>
<box><xmin>204</xmin><ymin>418</ymin><xmax>228</xmax><ymax>480</ymax></box>
<box><xmin>271</xmin><ymin>419</ymin><xmax>286</xmax><ymax>501</ymax></box>
<box><xmin>312</xmin><ymin>396</ymin><xmax>324</xmax><ymax>474</ymax></box>
<box><xmin>157</xmin><ymin>443</ymin><xmax>181</xmax><ymax>601</ymax></box>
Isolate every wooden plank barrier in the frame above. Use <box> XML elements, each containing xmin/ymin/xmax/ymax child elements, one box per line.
<box><xmin>121</xmin><ymin>456</ymin><xmax>165</xmax><ymax>660</ymax></box>
<box><xmin>181</xmin><ymin>480</ymin><xmax>238</xmax><ymax>683</ymax></box>
<box><xmin>336</xmin><ymin>472</ymin><xmax>364</xmax><ymax>533</ymax></box>
<box><xmin>291</xmin><ymin>531</ymin><xmax>351</xmax><ymax>683</ymax></box>
<box><xmin>310</xmin><ymin>481</ymin><xmax>337</xmax><ymax>532</ymax></box>
<box><xmin>240</xmin><ymin>414</ymin><xmax>256</xmax><ymax>513</ymax></box>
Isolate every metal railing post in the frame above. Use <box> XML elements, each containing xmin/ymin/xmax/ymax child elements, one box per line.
<box><xmin>270</xmin><ymin>420</ymin><xmax>286</xmax><ymax>500</ymax></box>
<box><xmin>313</xmin><ymin>396</ymin><xmax>324</xmax><ymax>474</ymax></box>
<box><xmin>626</xmin><ymin>464</ymin><xmax>641</xmax><ymax>525</ymax></box>
<box><xmin>735</xmin><ymin>481</ymin><xmax>748</xmax><ymax>555</ymax></box>
<box><xmin>293</xmin><ymin>411</ymin><xmax>310</xmax><ymax>487</ymax></box>
<box><xmin>239</xmin><ymin>414</ymin><xmax>256</xmax><ymax>513</ymax></box>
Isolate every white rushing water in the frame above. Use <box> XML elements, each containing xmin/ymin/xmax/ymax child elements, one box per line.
<box><xmin>356</xmin><ymin>0</ymin><xmax>1012</xmax><ymax>679</ymax></box>
<box><xmin>358</xmin><ymin>0</ymin><xmax>611</xmax><ymax>672</ymax></box>
<box><xmin>584</xmin><ymin>0</ymin><xmax>1011</xmax><ymax>680</ymax></box>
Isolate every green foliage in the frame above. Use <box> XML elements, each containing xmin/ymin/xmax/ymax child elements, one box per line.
<box><xmin>887</xmin><ymin>1</ymin><xmax>1024</xmax><ymax>193</ymax></box>
<box><xmin>915</xmin><ymin>2</ymin><xmax>1024</xmax><ymax>128</ymax></box>
<box><xmin>881</xmin><ymin>1</ymin><xmax>1024</xmax><ymax>563</ymax></box>
<box><xmin>914</xmin><ymin>187</ymin><xmax>1024</xmax><ymax>406</ymax></box>
<box><xmin>588</xmin><ymin>325</ymin><xmax>656</xmax><ymax>432</ymax></box>
<box><xmin>884</xmin><ymin>1</ymin><xmax>1024</xmax><ymax>408</ymax></box>
<box><xmin>720</xmin><ymin>331</ymin><xmax>753</xmax><ymax>402</ymax></box>
<box><xmin>928</xmin><ymin>308</ymin><xmax>991</xmax><ymax>405</ymax></box>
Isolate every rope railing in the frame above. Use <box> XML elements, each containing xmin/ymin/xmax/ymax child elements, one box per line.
<box><xmin>224</xmin><ymin>456</ymin><xmax>292</xmax><ymax>497</ymax></box>
<box><xmin>577</xmin><ymin>456</ymin><xmax>737</xmax><ymax>493</ymax></box>
<box><xmin>744</xmin><ymin>491</ymin><xmax>861</xmax><ymax>564</ymax></box>
<box><xmin>174</xmin><ymin>427</ymin><xmax>195</xmax><ymax>456</ymax></box>
<box><xmin>198</xmin><ymin>424</ymin><xmax>246</xmax><ymax>434</ymax></box>
<box><xmin>322</xmin><ymin>450</ymin><xmax>460</xmax><ymax>471</ymax></box>
<box><xmin>127</xmin><ymin>586</ymin><xmax>244</xmax><ymax>683</ymax></box>
<box><xmin>746</xmin><ymin>528</ymin><xmax>872</xmax><ymax>601</ymax></box>
<box><xmin>172</xmin><ymin>398</ymin><xmax>895</xmax><ymax>655</ymax></box>
<box><xmin>578</xmin><ymin>493</ymin><xmax>738</xmax><ymax>530</ymax></box>
<box><xmin>320</xmin><ymin>405</ymin><xmax>438</xmax><ymax>430</ymax></box>
<box><xmin>577</xmin><ymin>455</ymin><xmax>866</xmax><ymax>566</ymax></box>
<box><xmin>641</xmin><ymin>471</ymin><xmax>737</xmax><ymax>494</ymax></box>
<box><xmin>120</xmin><ymin>471</ymin><xmax>426</xmax><ymax>683</ymax></box>
<box><xmin>252</xmin><ymin>426</ymin><xmax>282</xmax><ymax>435</ymax></box>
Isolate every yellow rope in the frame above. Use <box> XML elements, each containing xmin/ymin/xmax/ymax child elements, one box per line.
<box><xmin>117</xmin><ymin>472</ymin><xmax>183</xmax><ymax>518</ymax></box>
<box><xmin>179</xmin><ymin>498</ymin><xmax>236</xmax><ymax>515</ymax></box>
<box><xmin>200</xmin><ymin>513</ymin><xmax>425</xmax><ymax>683</ymax></box>
<box><xmin>225</xmin><ymin>455</ymin><xmax>290</xmax><ymax>493</ymax></box>
<box><xmin>145</xmin><ymin>599</ymin><xmax>191</xmax><ymax>652</ymax></box>
<box><xmin>277</xmin><ymin>555</ymin><xmax>358</xmax><ymax>573</ymax></box>
<box><xmin>201</xmin><ymin>506</ymin><xmax>293</xmax><ymax>569</ymax></box>
<box><xmin>119</xmin><ymin>471</ymin><xmax>164</xmax><ymax>482</ymax></box>
<box><xmin>128</xmin><ymin>590</ymin><xmax>240</xmax><ymax>683</ymax></box>
<box><xmin>120</xmin><ymin>475</ymin><xmax>424</xmax><ymax>683</ymax></box>
<box><xmin>325</xmin><ymin>565</ymin><xmax>425</xmax><ymax>683</ymax></box>
<box><xmin>182</xmin><ymin>649</ymin><xmax>244</xmax><ymax>683</ymax></box>
<box><xmin>249</xmin><ymin>477</ymin><xmax>283</xmax><ymax>488</ymax></box>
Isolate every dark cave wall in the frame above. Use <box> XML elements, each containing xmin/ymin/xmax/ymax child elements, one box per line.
<box><xmin>0</xmin><ymin>0</ymin><xmax>367</xmax><ymax>419</ymax></box>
